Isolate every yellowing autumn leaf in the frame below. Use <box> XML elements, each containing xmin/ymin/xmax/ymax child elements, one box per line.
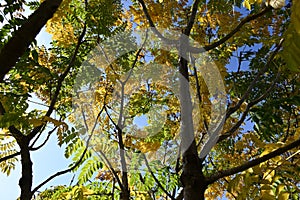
<box><xmin>282</xmin><ymin>0</ymin><xmax>300</xmax><ymax>71</ymax></box>
<box><xmin>137</xmin><ymin>141</ymin><xmax>160</xmax><ymax>153</ymax></box>
<box><xmin>28</xmin><ymin>118</ymin><xmax>44</xmax><ymax>127</ymax></box>
<box><xmin>242</xmin><ymin>0</ymin><xmax>267</xmax><ymax>10</ymax></box>
<box><xmin>28</xmin><ymin>116</ymin><xmax>68</xmax><ymax>131</ymax></box>
<box><xmin>43</xmin><ymin>116</ymin><xmax>68</xmax><ymax>130</ymax></box>
<box><xmin>261</xmin><ymin>191</ymin><xmax>275</xmax><ymax>200</ymax></box>
<box><xmin>242</xmin><ymin>0</ymin><xmax>251</xmax><ymax>10</ymax></box>
<box><xmin>263</xmin><ymin>169</ymin><xmax>275</xmax><ymax>182</ymax></box>
<box><xmin>278</xmin><ymin>191</ymin><xmax>289</xmax><ymax>200</ymax></box>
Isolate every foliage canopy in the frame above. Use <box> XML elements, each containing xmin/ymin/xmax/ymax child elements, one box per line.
<box><xmin>0</xmin><ymin>0</ymin><xmax>299</xmax><ymax>200</ymax></box>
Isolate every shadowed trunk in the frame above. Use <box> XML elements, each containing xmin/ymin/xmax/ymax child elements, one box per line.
<box><xmin>18</xmin><ymin>138</ymin><xmax>33</xmax><ymax>200</ymax></box>
<box><xmin>0</xmin><ymin>0</ymin><xmax>62</xmax><ymax>81</ymax></box>
<box><xmin>120</xmin><ymin>187</ymin><xmax>130</xmax><ymax>200</ymax></box>
<box><xmin>181</xmin><ymin>142</ymin><xmax>207</xmax><ymax>200</ymax></box>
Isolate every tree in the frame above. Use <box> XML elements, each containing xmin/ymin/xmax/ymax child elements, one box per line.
<box><xmin>0</xmin><ymin>0</ymin><xmax>121</xmax><ymax>199</ymax></box>
<box><xmin>0</xmin><ymin>0</ymin><xmax>299</xmax><ymax>200</ymax></box>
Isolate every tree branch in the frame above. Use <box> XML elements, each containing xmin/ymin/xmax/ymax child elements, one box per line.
<box><xmin>97</xmin><ymin>150</ymin><xmax>124</xmax><ymax>192</ymax></box>
<box><xmin>137</xmin><ymin>0</ymin><xmax>177</xmax><ymax>45</ymax></box>
<box><xmin>0</xmin><ymin>0</ymin><xmax>63</xmax><ymax>81</ymax></box>
<box><xmin>45</xmin><ymin>23</ymin><xmax>87</xmax><ymax>118</ymax></box>
<box><xmin>29</xmin><ymin>124</ymin><xmax>47</xmax><ymax>148</ymax></box>
<box><xmin>0</xmin><ymin>151</ymin><xmax>20</xmax><ymax>163</ymax></box>
<box><xmin>32</xmin><ymin>97</ymin><xmax>105</xmax><ymax>194</ymax></box>
<box><xmin>225</xmin><ymin>38</ymin><xmax>283</xmax><ymax>120</ymax></box>
<box><xmin>143</xmin><ymin>154</ymin><xmax>175</xmax><ymax>200</ymax></box>
<box><xmin>207</xmin><ymin>137</ymin><xmax>300</xmax><ymax>184</ymax></box>
<box><xmin>190</xmin><ymin>6</ymin><xmax>273</xmax><ymax>53</ymax></box>
<box><xmin>137</xmin><ymin>0</ymin><xmax>272</xmax><ymax>54</ymax></box>
<box><xmin>29</xmin><ymin>126</ymin><xmax>58</xmax><ymax>151</ymax></box>
<box><xmin>175</xmin><ymin>189</ymin><xmax>184</xmax><ymax>200</ymax></box>
<box><xmin>28</xmin><ymin>23</ymin><xmax>87</xmax><ymax>140</ymax></box>
<box><xmin>218</xmin><ymin>70</ymin><xmax>281</xmax><ymax>142</ymax></box>
<box><xmin>0</xmin><ymin>102</ymin><xmax>25</xmax><ymax>142</ymax></box>
<box><xmin>31</xmin><ymin>146</ymin><xmax>88</xmax><ymax>194</ymax></box>
<box><xmin>184</xmin><ymin>0</ymin><xmax>201</xmax><ymax>36</ymax></box>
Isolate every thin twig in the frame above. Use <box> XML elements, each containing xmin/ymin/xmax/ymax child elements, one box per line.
<box><xmin>30</xmin><ymin>126</ymin><xmax>58</xmax><ymax>151</ymax></box>
<box><xmin>191</xmin><ymin>6</ymin><xmax>273</xmax><ymax>53</ymax></box>
<box><xmin>218</xmin><ymin>69</ymin><xmax>281</xmax><ymax>143</ymax></box>
<box><xmin>28</xmin><ymin>23</ymin><xmax>87</xmax><ymax>140</ymax></box>
<box><xmin>137</xmin><ymin>0</ymin><xmax>272</xmax><ymax>54</ymax></box>
<box><xmin>142</xmin><ymin>154</ymin><xmax>175</xmax><ymax>200</ymax></box>
<box><xmin>225</xmin><ymin>39</ymin><xmax>284</xmax><ymax>120</ymax></box>
<box><xmin>96</xmin><ymin>150</ymin><xmax>124</xmax><ymax>191</ymax></box>
<box><xmin>31</xmin><ymin>103</ymin><xmax>105</xmax><ymax>194</ymax></box>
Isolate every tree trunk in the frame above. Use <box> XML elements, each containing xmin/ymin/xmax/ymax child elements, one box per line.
<box><xmin>178</xmin><ymin>36</ymin><xmax>208</xmax><ymax>200</ymax></box>
<box><xmin>18</xmin><ymin>139</ymin><xmax>33</xmax><ymax>200</ymax></box>
<box><xmin>120</xmin><ymin>187</ymin><xmax>130</xmax><ymax>200</ymax></box>
<box><xmin>0</xmin><ymin>0</ymin><xmax>62</xmax><ymax>81</ymax></box>
<box><xmin>181</xmin><ymin>142</ymin><xmax>207</xmax><ymax>200</ymax></box>
<box><xmin>120</xmin><ymin>171</ymin><xmax>130</xmax><ymax>200</ymax></box>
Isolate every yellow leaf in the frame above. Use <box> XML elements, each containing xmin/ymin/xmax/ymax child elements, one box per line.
<box><xmin>261</xmin><ymin>184</ymin><xmax>272</xmax><ymax>190</ymax></box>
<box><xmin>263</xmin><ymin>169</ymin><xmax>275</xmax><ymax>182</ymax></box>
<box><xmin>261</xmin><ymin>193</ymin><xmax>275</xmax><ymax>200</ymax></box>
<box><xmin>261</xmin><ymin>189</ymin><xmax>275</xmax><ymax>200</ymax></box>
<box><xmin>138</xmin><ymin>141</ymin><xmax>160</xmax><ymax>153</ymax></box>
<box><xmin>28</xmin><ymin>119</ymin><xmax>45</xmax><ymax>127</ymax></box>
<box><xmin>278</xmin><ymin>191</ymin><xmax>289</xmax><ymax>200</ymax></box>
<box><xmin>277</xmin><ymin>184</ymin><xmax>285</xmax><ymax>194</ymax></box>
<box><xmin>43</xmin><ymin>116</ymin><xmax>68</xmax><ymax>130</ymax></box>
<box><xmin>269</xmin><ymin>0</ymin><xmax>285</xmax><ymax>9</ymax></box>
<box><xmin>57</xmin><ymin>127</ymin><xmax>63</xmax><ymax>145</ymax></box>
<box><xmin>243</xmin><ymin>0</ymin><xmax>251</xmax><ymax>10</ymax></box>
<box><xmin>82</xmin><ymin>186</ymin><xmax>95</xmax><ymax>196</ymax></box>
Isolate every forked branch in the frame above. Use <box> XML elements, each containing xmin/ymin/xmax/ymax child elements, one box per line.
<box><xmin>192</xmin><ymin>6</ymin><xmax>273</xmax><ymax>53</ymax></box>
<box><xmin>137</xmin><ymin>0</ymin><xmax>177</xmax><ymax>45</ymax></box>
<box><xmin>218</xmin><ymin>70</ymin><xmax>281</xmax><ymax>143</ymax></box>
<box><xmin>137</xmin><ymin>0</ymin><xmax>273</xmax><ymax>53</ymax></box>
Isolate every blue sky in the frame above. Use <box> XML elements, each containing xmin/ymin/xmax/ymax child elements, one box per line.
<box><xmin>0</xmin><ymin>93</ymin><xmax>75</xmax><ymax>200</ymax></box>
<box><xmin>0</xmin><ymin>134</ymin><xmax>75</xmax><ymax>200</ymax></box>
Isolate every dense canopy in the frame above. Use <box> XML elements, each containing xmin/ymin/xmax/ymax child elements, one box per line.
<box><xmin>0</xmin><ymin>0</ymin><xmax>299</xmax><ymax>200</ymax></box>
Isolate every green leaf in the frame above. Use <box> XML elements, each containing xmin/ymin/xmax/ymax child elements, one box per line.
<box><xmin>282</xmin><ymin>0</ymin><xmax>300</xmax><ymax>72</ymax></box>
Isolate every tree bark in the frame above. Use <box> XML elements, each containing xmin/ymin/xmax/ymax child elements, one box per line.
<box><xmin>178</xmin><ymin>36</ymin><xmax>208</xmax><ymax>200</ymax></box>
<box><xmin>8</xmin><ymin>126</ymin><xmax>34</xmax><ymax>200</ymax></box>
<box><xmin>120</xmin><ymin>186</ymin><xmax>130</xmax><ymax>200</ymax></box>
<box><xmin>180</xmin><ymin>141</ymin><xmax>207</xmax><ymax>200</ymax></box>
<box><xmin>18</xmin><ymin>138</ymin><xmax>33</xmax><ymax>200</ymax></box>
<box><xmin>0</xmin><ymin>0</ymin><xmax>62</xmax><ymax>81</ymax></box>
